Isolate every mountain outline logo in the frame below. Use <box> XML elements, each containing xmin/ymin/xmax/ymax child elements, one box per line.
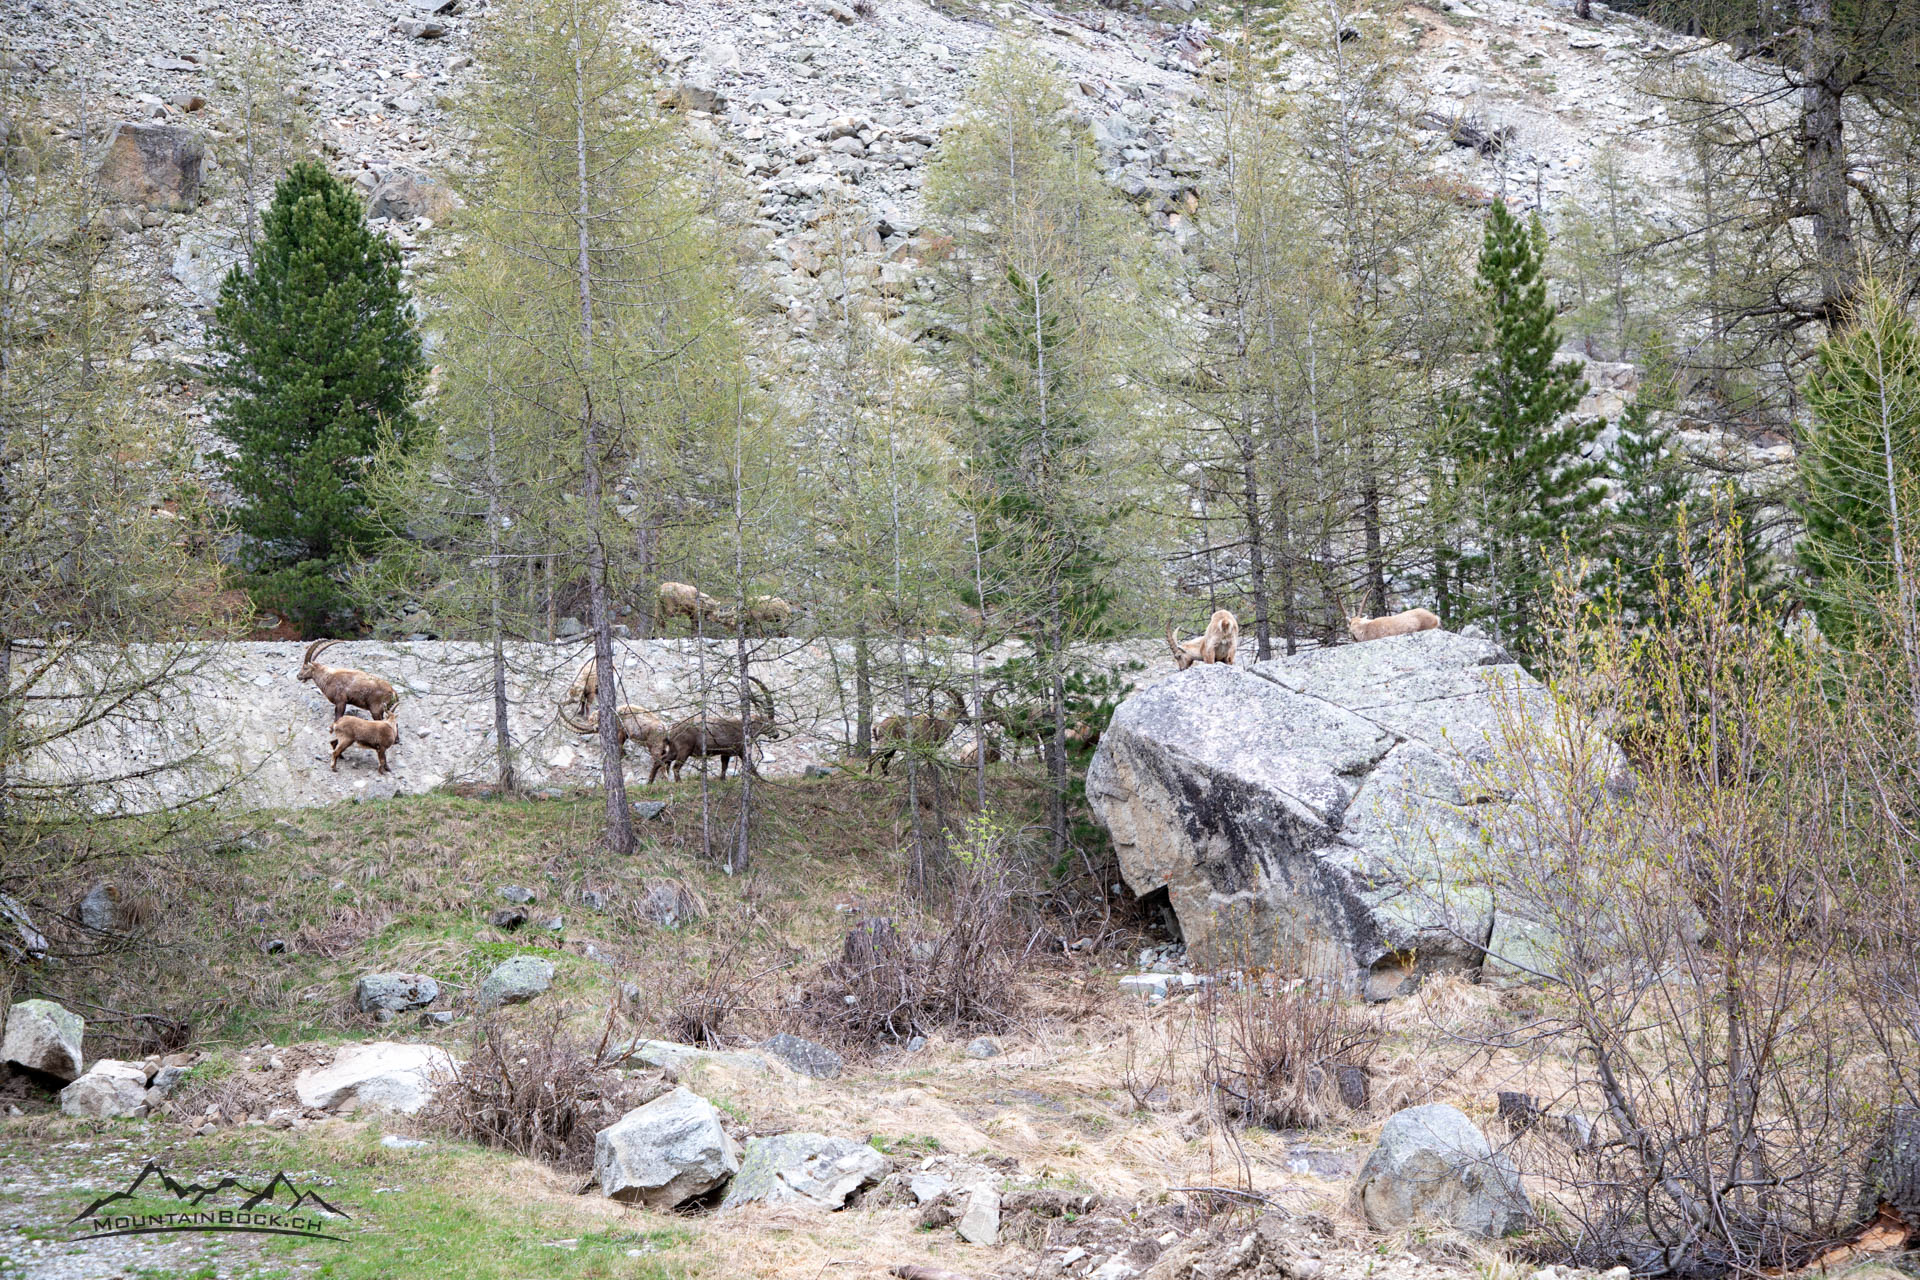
<box><xmin>68</xmin><ymin>1161</ymin><xmax>351</xmax><ymax>1242</ymax></box>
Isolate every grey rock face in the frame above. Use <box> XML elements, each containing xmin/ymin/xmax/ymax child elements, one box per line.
<box><xmin>1352</xmin><ymin>1103</ymin><xmax>1530</xmax><ymax>1237</ymax></box>
<box><xmin>78</xmin><ymin>882</ymin><xmax>119</xmax><ymax>932</ymax></box>
<box><xmin>594</xmin><ymin>1086</ymin><xmax>741</xmax><ymax>1208</ymax></box>
<box><xmin>1087</xmin><ymin>630</ymin><xmax>1556</xmax><ymax>994</ymax></box>
<box><xmin>719</xmin><ymin>1132</ymin><xmax>888</xmax><ymax>1209</ymax></box>
<box><xmin>758</xmin><ymin>1033</ymin><xmax>843</xmax><ymax>1080</ymax></box>
<box><xmin>2</xmin><ymin>998</ymin><xmax>85</xmax><ymax>1082</ymax></box>
<box><xmin>97</xmin><ymin>122</ymin><xmax>203</xmax><ymax>211</ymax></box>
<box><xmin>354</xmin><ymin>972</ymin><xmax>440</xmax><ymax>1014</ymax></box>
<box><xmin>477</xmin><ymin>955</ymin><xmax>554</xmax><ymax>1011</ymax></box>
<box><xmin>59</xmin><ymin>1060</ymin><xmax>150</xmax><ymax>1119</ymax></box>
<box><xmin>365</xmin><ymin>168</ymin><xmax>458</xmax><ymax>223</ymax></box>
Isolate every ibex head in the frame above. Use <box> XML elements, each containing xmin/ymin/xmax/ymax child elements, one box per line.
<box><xmin>297</xmin><ymin>638</ymin><xmax>341</xmax><ymax>683</ymax></box>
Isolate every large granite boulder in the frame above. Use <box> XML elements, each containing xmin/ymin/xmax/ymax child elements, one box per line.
<box><xmin>719</xmin><ymin>1132</ymin><xmax>888</xmax><ymax>1210</ymax></box>
<box><xmin>1353</xmin><ymin>1103</ymin><xmax>1530</xmax><ymax>1237</ymax></box>
<box><xmin>96</xmin><ymin>123</ymin><xmax>203</xmax><ymax>211</ymax></box>
<box><xmin>2</xmin><ymin>998</ymin><xmax>84</xmax><ymax>1082</ymax></box>
<box><xmin>1088</xmin><ymin>630</ymin><xmax>1567</xmax><ymax>996</ymax></box>
<box><xmin>293</xmin><ymin>1042</ymin><xmax>455</xmax><ymax>1114</ymax></box>
<box><xmin>59</xmin><ymin>1060</ymin><xmax>151</xmax><ymax>1119</ymax></box>
<box><xmin>594</xmin><ymin>1086</ymin><xmax>740</xmax><ymax>1208</ymax></box>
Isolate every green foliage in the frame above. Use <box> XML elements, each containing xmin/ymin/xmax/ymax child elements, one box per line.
<box><xmin>209</xmin><ymin>160</ymin><xmax>423</xmax><ymax>634</ymax></box>
<box><xmin>1795</xmin><ymin>281</ymin><xmax>1920</xmax><ymax>651</ymax></box>
<box><xmin>1439</xmin><ymin>199</ymin><xmax>1605</xmax><ymax>654</ymax></box>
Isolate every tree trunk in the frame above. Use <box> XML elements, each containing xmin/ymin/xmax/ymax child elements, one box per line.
<box><xmin>1797</xmin><ymin>0</ymin><xmax>1857</xmax><ymax>325</ymax></box>
<box><xmin>636</xmin><ymin>515</ymin><xmax>658</xmax><ymax>636</ymax></box>
<box><xmin>0</xmin><ymin>634</ymin><xmax>11</xmax><ymax>825</ymax></box>
<box><xmin>573</xmin><ymin>19</ymin><xmax>632</xmax><ymax>856</ymax></box>
<box><xmin>1360</xmin><ymin>450</ymin><xmax>1388</xmax><ymax>615</ymax></box>
<box><xmin>485</xmin><ymin>390</ymin><xmax>516</xmax><ymax>795</ymax></box>
<box><xmin>733</xmin><ymin>628</ymin><xmax>752</xmax><ymax>875</ymax></box>
<box><xmin>1046</xmin><ymin>581</ymin><xmax>1069</xmax><ymax>859</ymax></box>
<box><xmin>1242</xmin><ymin>448</ymin><xmax>1273</xmax><ymax>662</ymax></box>
<box><xmin>853</xmin><ymin>622</ymin><xmax>873</xmax><ymax>757</ymax></box>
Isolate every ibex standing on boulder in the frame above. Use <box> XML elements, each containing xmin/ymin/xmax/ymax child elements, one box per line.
<box><xmin>1347</xmin><ymin>608</ymin><xmax>1441</xmax><ymax>643</ymax></box>
<box><xmin>869</xmin><ymin>688</ymin><xmax>969</xmax><ymax>777</ymax></box>
<box><xmin>297</xmin><ymin>640</ymin><xmax>398</xmax><ymax>721</ymax></box>
<box><xmin>1166</xmin><ymin>610</ymin><xmax>1240</xmax><ymax>670</ymax></box>
<box><xmin>330</xmin><ymin>705</ymin><xmax>399</xmax><ymax>774</ymax></box>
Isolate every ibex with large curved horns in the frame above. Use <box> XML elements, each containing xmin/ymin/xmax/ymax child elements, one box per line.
<box><xmin>1165</xmin><ymin>609</ymin><xmax>1239</xmax><ymax>671</ymax></box>
<box><xmin>297</xmin><ymin>640</ymin><xmax>397</xmax><ymax>721</ymax></box>
<box><xmin>868</xmin><ymin>687</ymin><xmax>969</xmax><ymax>777</ymax></box>
<box><xmin>560</xmin><ymin>700</ymin><xmax>670</xmax><ymax>761</ymax></box>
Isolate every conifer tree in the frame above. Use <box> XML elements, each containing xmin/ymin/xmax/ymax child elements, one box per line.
<box><xmin>1605</xmin><ymin>399</ymin><xmax>1692</xmax><ymax>618</ymax></box>
<box><xmin>209</xmin><ymin>160</ymin><xmax>423</xmax><ymax>634</ymax></box>
<box><xmin>1443</xmin><ymin>199</ymin><xmax>1604</xmax><ymax>653</ymax></box>
<box><xmin>1795</xmin><ymin>281</ymin><xmax>1920</xmax><ymax>656</ymax></box>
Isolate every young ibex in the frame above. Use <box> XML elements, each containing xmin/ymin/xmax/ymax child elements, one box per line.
<box><xmin>565</xmin><ymin>656</ymin><xmax>598</xmax><ymax>719</ymax></box>
<box><xmin>560</xmin><ymin>702</ymin><xmax>670</xmax><ymax>759</ymax></box>
<box><xmin>1347</xmin><ymin>607</ymin><xmax>1441</xmax><ymax>643</ymax></box>
<box><xmin>656</xmin><ymin>582</ymin><xmax>729</xmax><ymax>633</ymax></box>
<box><xmin>731</xmin><ymin>595</ymin><xmax>793</xmax><ymax>636</ymax></box>
<box><xmin>297</xmin><ymin>639</ymin><xmax>398</xmax><ymax>720</ymax></box>
<box><xmin>1166</xmin><ymin>609</ymin><xmax>1240</xmax><ymax>670</ymax></box>
<box><xmin>958</xmin><ymin>736</ymin><xmax>1003</xmax><ymax>768</ymax></box>
<box><xmin>646</xmin><ymin>678</ymin><xmax>780</xmax><ymax>784</ymax></box>
<box><xmin>329</xmin><ymin>706</ymin><xmax>399</xmax><ymax>774</ymax></box>
<box><xmin>869</xmin><ymin>687</ymin><xmax>969</xmax><ymax>777</ymax></box>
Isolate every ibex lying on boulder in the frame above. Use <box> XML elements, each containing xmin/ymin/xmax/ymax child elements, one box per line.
<box><xmin>1166</xmin><ymin>609</ymin><xmax>1239</xmax><ymax>670</ymax></box>
<box><xmin>647</xmin><ymin>678</ymin><xmax>780</xmax><ymax>784</ymax></box>
<box><xmin>330</xmin><ymin>707</ymin><xmax>399</xmax><ymax>774</ymax></box>
<box><xmin>869</xmin><ymin>688</ymin><xmax>969</xmax><ymax>777</ymax></box>
<box><xmin>298</xmin><ymin>640</ymin><xmax>397</xmax><ymax>720</ymax></box>
<box><xmin>560</xmin><ymin>702</ymin><xmax>669</xmax><ymax>759</ymax></box>
<box><xmin>656</xmin><ymin>582</ymin><xmax>729</xmax><ymax>633</ymax></box>
<box><xmin>1347</xmin><ymin>607</ymin><xmax>1441</xmax><ymax>643</ymax></box>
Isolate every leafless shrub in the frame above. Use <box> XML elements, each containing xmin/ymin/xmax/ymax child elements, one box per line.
<box><xmin>425</xmin><ymin>1003</ymin><xmax>662</xmax><ymax>1173</ymax></box>
<box><xmin>803</xmin><ymin>815</ymin><xmax>1032</xmax><ymax>1046</ymax></box>
<box><xmin>1195</xmin><ymin>972</ymin><xmax>1380</xmax><ymax>1131</ymax></box>
<box><xmin>632</xmin><ymin>936</ymin><xmax>759</xmax><ymax>1048</ymax></box>
<box><xmin>1464</xmin><ymin>527</ymin><xmax>1919</xmax><ymax>1274</ymax></box>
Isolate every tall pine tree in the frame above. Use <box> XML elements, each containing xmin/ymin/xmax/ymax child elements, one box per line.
<box><xmin>210</xmin><ymin>161</ymin><xmax>423</xmax><ymax>634</ymax></box>
<box><xmin>1441</xmin><ymin>199</ymin><xmax>1604</xmax><ymax>654</ymax></box>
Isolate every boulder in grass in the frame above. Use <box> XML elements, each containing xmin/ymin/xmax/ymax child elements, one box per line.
<box><xmin>1352</xmin><ymin>1103</ymin><xmax>1530</xmax><ymax>1237</ymax></box>
<box><xmin>758</xmin><ymin>1033</ymin><xmax>842</xmax><ymax>1080</ymax></box>
<box><xmin>477</xmin><ymin>955</ymin><xmax>553</xmax><ymax>1011</ymax></box>
<box><xmin>293</xmin><ymin>1042</ymin><xmax>455</xmax><ymax>1115</ymax></box>
<box><xmin>354</xmin><ymin>972</ymin><xmax>440</xmax><ymax>1014</ymax></box>
<box><xmin>2</xmin><ymin>998</ymin><xmax>84</xmax><ymax>1083</ymax></box>
<box><xmin>719</xmin><ymin>1133</ymin><xmax>887</xmax><ymax>1210</ymax></box>
<box><xmin>59</xmin><ymin>1061</ymin><xmax>150</xmax><ymax>1119</ymax></box>
<box><xmin>594</xmin><ymin>1086</ymin><xmax>740</xmax><ymax>1209</ymax></box>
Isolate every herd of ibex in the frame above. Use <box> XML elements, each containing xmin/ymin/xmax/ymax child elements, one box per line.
<box><xmin>301</xmin><ymin>582</ymin><xmax>1445</xmax><ymax>780</ymax></box>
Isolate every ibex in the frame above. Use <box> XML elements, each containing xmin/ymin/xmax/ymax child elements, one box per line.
<box><xmin>560</xmin><ymin>701</ymin><xmax>669</xmax><ymax>759</ymax></box>
<box><xmin>982</xmin><ymin>691</ymin><xmax>1045</xmax><ymax>762</ymax></box>
<box><xmin>647</xmin><ymin>677</ymin><xmax>780</xmax><ymax>784</ymax></box>
<box><xmin>329</xmin><ymin>706</ymin><xmax>399</xmax><ymax>774</ymax></box>
<box><xmin>959</xmin><ymin>736</ymin><xmax>1003</xmax><ymax>768</ymax></box>
<box><xmin>1166</xmin><ymin>609</ymin><xmax>1239</xmax><ymax>670</ymax></box>
<box><xmin>656</xmin><ymin>582</ymin><xmax>729</xmax><ymax>633</ymax></box>
<box><xmin>297</xmin><ymin>640</ymin><xmax>397</xmax><ymax>721</ymax></box>
<box><xmin>565</xmin><ymin>656</ymin><xmax>598</xmax><ymax>719</ymax></box>
<box><xmin>732</xmin><ymin>596</ymin><xmax>793</xmax><ymax>636</ymax></box>
<box><xmin>869</xmin><ymin>687</ymin><xmax>969</xmax><ymax>777</ymax></box>
<box><xmin>1347</xmin><ymin>607</ymin><xmax>1441</xmax><ymax>643</ymax></box>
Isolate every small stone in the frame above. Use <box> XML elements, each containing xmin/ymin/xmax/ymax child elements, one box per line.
<box><xmin>631</xmin><ymin>800</ymin><xmax>668</xmax><ymax>820</ymax></box>
<box><xmin>355</xmin><ymin>972</ymin><xmax>440</xmax><ymax>1014</ymax></box>
<box><xmin>477</xmin><ymin>955</ymin><xmax>555</xmax><ymax>1011</ymax></box>
<box><xmin>964</xmin><ymin>1037</ymin><xmax>1001</xmax><ymax>1059</ymax></box>
<box><xmin>498</xmin><ymin>885</ymin><xmax>537</xmax><ymax>904</ymax></box>
<box><xmin>490</xmin><ymin>908</ymin><xmax>527</xmax><ymax>931</ymax></box>
<box><xmin>393</xmin><ymin>17</ymin><xmax>449</xmax><ymax>38</ymax></box>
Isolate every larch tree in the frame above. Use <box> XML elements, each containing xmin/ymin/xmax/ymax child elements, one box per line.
<box><xmin>928</xmin><ymin>47</ymin><xmax>1145</xmax><ymax>855</ymax></box>
<box><xmin>457</xmin><ymin>0</ymin><xmax>745</xmax><ymax>854</ymax></box>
